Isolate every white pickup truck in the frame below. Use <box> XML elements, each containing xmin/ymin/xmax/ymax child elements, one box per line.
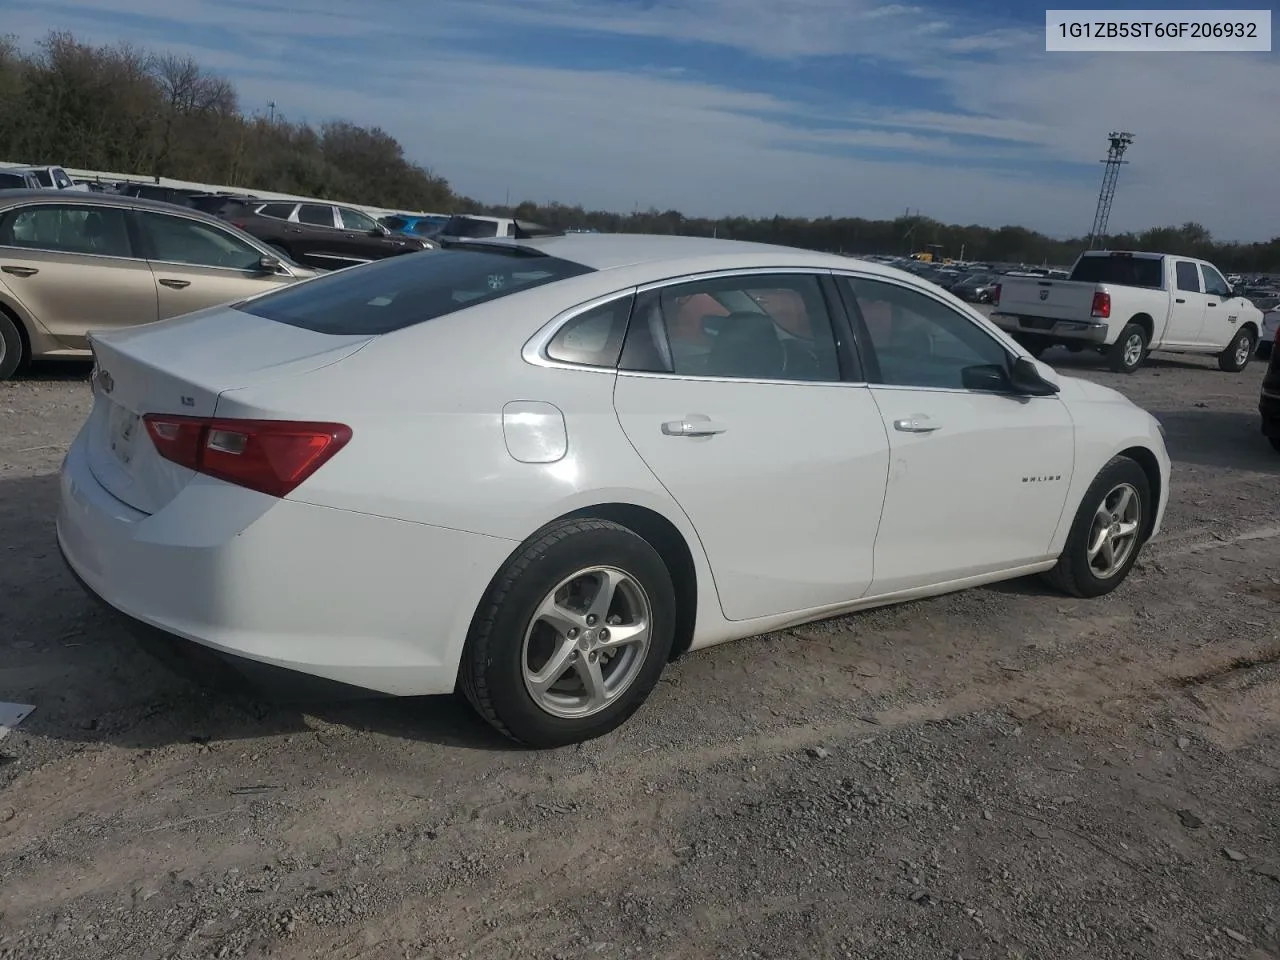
<box><xmin>991</xmin><ymin>250</ymin><xmax>1263</xmax><ymax>373</ymax></box>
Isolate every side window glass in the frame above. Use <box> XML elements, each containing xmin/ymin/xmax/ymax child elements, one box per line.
<box><xmin>1201</xmin><ymin>265</ymin><xmax>1229</xmax><ymax>298</ymax></box>
<box><xmin>845</xmin><ymin>277</ymin><xmax>1008</xmax><ymax>390</ymax></box>
<box><xmin>297</xmin><ymin>204</ymin><xmax>334</xmax><ymax>227</ymax></box>
<box><xmin>339</xmin><ymin>207</ymin><xmax>377</xmax><ymax>231</ymax></box>
<box><xmin>1175</xmin><ymin>261</ymin><xmax>1201</xmax><ymax>293</ymax></box>
<box><xmin>139</xmin><ymin>212</ymin><xmax>263</xmax><ymax>270</ymax></box>
<box><xmin>0</xmin><ymin>204</ymin><xmax>132</xmax><ymax>258</ymax></box>
<box><xmin>545</xmin><ymin>295</ymin><xmax>634</xmax><ymax>367</ymax></box>
<box><xmin>257</xmin><ymin>203</ymin><xmax>295</xmax><ymax>220</ymax></box>
<box><xmin>619</xmin><ymin>273</ymin><xmax>841</xmax><ymax>382</ymax></box>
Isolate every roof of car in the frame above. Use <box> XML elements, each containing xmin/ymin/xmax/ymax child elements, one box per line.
<box><xmin>463</xmin><ymin>233</ymin><xmax>858</xmax><ymax>272</ymax></box>
<box><xmin>0</xmin><ymin>188</ymin><xmax>239</xmax><ymax>222</ymax></box>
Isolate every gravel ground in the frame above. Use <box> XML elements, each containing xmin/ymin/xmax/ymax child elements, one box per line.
<box><xmin>1</xmin><ymin>341</ymin><xmax>1279</xmax><ymax>960</ymax></box>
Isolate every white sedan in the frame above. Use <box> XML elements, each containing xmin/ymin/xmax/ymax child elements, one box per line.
<box><xmin>57</xmin><ymin>235</ymin><xmax>1171</xmax><ymax>747</ymax></box>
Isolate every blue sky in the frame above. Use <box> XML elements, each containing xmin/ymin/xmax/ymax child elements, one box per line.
<box><xmin>5</xmin><ymin>0</ymin><xmax>1278</xmax><ymax>239</ymax></box>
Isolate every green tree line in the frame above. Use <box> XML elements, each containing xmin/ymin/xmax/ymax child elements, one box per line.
<box><xmin>3</xmin><ymin>31</ymin><xmax>1278</xmax><ymax>273</ymax></box>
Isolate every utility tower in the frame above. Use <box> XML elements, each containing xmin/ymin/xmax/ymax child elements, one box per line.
<box><xmin>1087</xmin><ymin>131</ymin><xmax>1134</xmax><ymax>249</ymax></box>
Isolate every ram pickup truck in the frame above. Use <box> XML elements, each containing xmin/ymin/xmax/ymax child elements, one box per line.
<box><xmin>991</xmin><ymin>250</ymin><xmax>1263</xmax><ymax>373</ymax></box>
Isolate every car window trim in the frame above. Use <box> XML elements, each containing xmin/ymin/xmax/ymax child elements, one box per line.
<box><xmin>131</xmin><ymin>207</ymin><xmax>294</xmax><ymax>276</ymax></box>
<box><xmin>0</xmin><ymin>201</ymin><xmax>141</xmax><ymax>262</ymax></box>
<box><xmin>831</xmin><ymin>269</ymin><xmax>1046</xmax><ymax>398</ymax></box>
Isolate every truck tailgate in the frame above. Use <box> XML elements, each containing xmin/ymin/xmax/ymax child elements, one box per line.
<box><xmin>997</xmin><ymin>277</ymin><xmax>1097</xmax><ymax>322</ymax></box>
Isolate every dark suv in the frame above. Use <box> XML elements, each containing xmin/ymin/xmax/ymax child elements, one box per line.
<box><xmin>1260</xmin><ymin>346</ymin><xmax>1280</xmax><ymax>453</ymax></box>
<box><xmin>222</xmin><ymin>200</ymin><xmax>434</xmax><ymax>270</ymax></box>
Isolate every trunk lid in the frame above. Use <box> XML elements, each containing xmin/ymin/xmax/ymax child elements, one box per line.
<box><xmin>85</xmin><ymin>306</ymin><xmax>372</xmax><ymax>515</ymax></box>
<box><xmin>995</xmin><ymin>277</ymin><xmax>1099</xmax><ymax>323</ymax></box>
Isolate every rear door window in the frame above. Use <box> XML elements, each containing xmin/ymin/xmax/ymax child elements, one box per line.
<box><xmin>256</xmin><ymin>203</ymin><xmax>296</xmax><ymax>220</ymax></box>
<box><xmin>0</xmin><ymin>203</ymin><xmax>133</xmax><ymax>258</ymax></box>
<box><xmin>297</xmin><ymin>204</ymin><xmax>335</xmax><ymax>227</ymax></box>
<box><xmin>241</xmin><ymin>248</ymin><xmax>595</xmax><ymax>335</ymax></box>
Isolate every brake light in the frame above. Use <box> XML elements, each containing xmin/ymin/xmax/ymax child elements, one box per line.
<box><xmin>991</xmin><ymin>283</ymin><xmax>1001</xmax><ymax>306</ymax></box>
<box><xmin>143</xmin><ymin>415</ymin><xmax>351</xmax><ymax>498</ymax></box>
<box><xmin>229</xmin><ymin>220</ymin><xmax>247</xmax><ymax>229</ymax></box>
<box><xmin>1091</xmin><ymin>291</ymin><xmax>1111</xmax><ymax>319</ymax></box>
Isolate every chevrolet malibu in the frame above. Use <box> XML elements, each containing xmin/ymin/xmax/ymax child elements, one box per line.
<box><xmin>57</xmin><ymin>235</ymin><xmax>1171</xmax><ymax>747</ymax></box>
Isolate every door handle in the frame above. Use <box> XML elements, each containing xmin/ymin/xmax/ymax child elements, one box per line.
<box><xmin>661</xmin><ymin>418</ymin><xmax>727</xmax><ymax>437</ymax></box>
<box><xmin>158</xmin><ymin>278</ymin><xmax>191</xmax><ymax>289</ymax></box>
<box><xmin>1174</xmin><ymin>297</ymin><xmax>1185</xmax><ymax>303</ymax></box>
<box><xmin>893</xmin><ymin>416</ymin><xmax>941</xmax><ymax>434</ymax></box>
<box><xmin>285</xmin><ymin>227</ymin><xmax>302</xmax><ymax>233</ymax></box>
<box><xmin>0</xmin><ymin>265</ymin><xmax>37</xmax><ymax>277</ymax></box>
<box><xmin>1207</xmin><ymin>302</ymin><xmax>1217</xmax><ymax>307</ymax></box>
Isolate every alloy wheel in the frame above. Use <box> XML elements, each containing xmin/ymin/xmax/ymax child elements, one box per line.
<box><xmin>1087</xmin><ymin>483</ymin><xmax>1141</xmax><ymax>579</ymax></box>
<box><xmin>521</xmin><ymin>566</ymin><xmax>653</xmax><ymax>719</ymax></box>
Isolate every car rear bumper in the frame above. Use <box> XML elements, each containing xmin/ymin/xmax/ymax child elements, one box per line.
<box><xmin>991</xmin><ymin>313</ymin><xmax>1110</xmax><ymax>343</ymax></box>
<box><xmin>56</xmin><ymin>426</ymin><xmax>516</xmax><ymax>697</ymax></box>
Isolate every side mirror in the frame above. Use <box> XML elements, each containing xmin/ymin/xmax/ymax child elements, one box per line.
<box><xmin>256</xmin><ymin>255</ymin><xmax>282</xmax><ymax>273</ymax></box>
<box><xmin>371</xmin><ymin>224</ymin><xmax>390</xmax><ymax>237</ymax></box>
<box><xmin>1009</xmin><ymin>355</ymin><xmax>1060</xmax><ymax>396</ymax></box>
<box><xmin>960</xmin><ymin>363</ymin><xmax>1012</xmax><ymax>393</ymax></box>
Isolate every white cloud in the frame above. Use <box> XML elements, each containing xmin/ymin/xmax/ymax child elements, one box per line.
<box><xmin>9</xmin><ymin>0</ymin><xmax>1280</xmax><ymax>239</ymax></box>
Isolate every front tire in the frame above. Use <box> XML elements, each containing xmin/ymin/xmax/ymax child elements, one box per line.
<box><xmin>460</xmin><ymin>519</ymin><xmax>676</xmax><ymax>748</ymax></box>
<box><xmin>0</xmin><ymin>311</ymin><xmax>27</xmax><ymax>381</ymax></box>
<box><xmin>1044</xmin><ymin>456</ymin><xmax>1151</xmax><ymax>599</ymax></box>
<box><xmin>1107</xmin><ymin>323</ymin><xmax>1148</xmax><ymax>373</ymax></box>
<box><xmin>1218</xmin><ymin>327</ymin><xmax>1255</xmax><ymax>372</ymax></box>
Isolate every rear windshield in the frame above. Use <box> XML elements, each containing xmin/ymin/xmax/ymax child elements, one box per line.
<box><xmin>442</xmin><ymin>216</ymin><xmax>501</xmax><ymax>238</ymax></box>
<box><xmin>241</xmin><ymin>248</ymin><xmax>595</xmax><ymax>335</ymax></box>
<box><xmin>1070</xmin><ymin>254</ymin><xmax>1164</xmax><ymax>289</ymax></box>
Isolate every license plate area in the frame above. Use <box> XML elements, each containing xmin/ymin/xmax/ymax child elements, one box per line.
<box><xmin>107</xmin><ymin>401</ymin><xmax>141</xmax><ymax>467</ymax></box>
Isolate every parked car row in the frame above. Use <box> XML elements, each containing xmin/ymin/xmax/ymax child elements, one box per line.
<box><xmin>0</xmin><ymin>190</ymin><xmax>317</xmax><ymax>379</ymax></box>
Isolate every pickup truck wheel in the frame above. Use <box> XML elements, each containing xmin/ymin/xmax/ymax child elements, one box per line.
<box><xmin>1044</xmin><ymin>456</ymin><xmax>1150</xmax><ymax>599</ymax></box>
<box><xmin>1218</xmin><ymin>327</ymin><xmax>1255</xmax><ymax>372</ymax></box>
<box><xmin>1107</xmin><ymin>323</ymin><xmax>1147</xmax><ymax>373</ymax></box>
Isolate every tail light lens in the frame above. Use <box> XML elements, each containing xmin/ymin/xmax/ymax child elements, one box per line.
<box><xmin>143</xmin><ymin>415</ymin><xmax>351</xmax><ymax>498</ymax></box>
<box><xmin>1091</xmin><ymin>291</ymin><xmax>1111</xmax><ymax>319</ymax></box>
<box><xmin>229</xmin><ymin>220</ymin><xmax>247</xmax><ymax>229</ymax></box>
<box><xmin>991</xmin><ymin>283</ymin><xmax>1001</xmax><ymax>306</ymax></box>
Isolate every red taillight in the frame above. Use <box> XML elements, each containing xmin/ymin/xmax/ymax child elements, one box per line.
<box><xmin>143</xmin><ymin>415</ymin><xmax>351</xmax><ymax>498</ymax></box>
<box><xmin>229</xmin><ymin>220</ymin><xmax>247</xmax><ymax>229</ymax></box>
<box><xmin>991</xmin><ymin>283</ymin><xmax>1001</xmax><ymax>306</ymax></box>
<box><xmin>1091</xmin><ymin>291</ymin><xmax>1111</xmax><ymax>319</ymax></box>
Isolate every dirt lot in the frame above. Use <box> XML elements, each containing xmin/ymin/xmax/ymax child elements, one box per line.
<box><xmin>2</xmin><ymin>345</ymin><xmax>1279</xmax><ymax>960</ymax></box>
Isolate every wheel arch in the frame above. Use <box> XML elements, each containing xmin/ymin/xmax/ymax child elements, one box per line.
<box><xmin>0</xmin><ymin>296</ymin><xmax>33</xmax><ymax>364</ymax></box>
<box><xmin>558</xmin><ymin>502</ymin><xmax>698</xmax><ymax>660</ymax></box>
<box><xmin>1117</xmin><ymin>444</ymin><xmax>1162</xmax><ymax>541</ymax></box>
<box><xmin>1127</xmin><ymin>312</ymin><xmax>1155</xmax><ymax>341</ymax></box>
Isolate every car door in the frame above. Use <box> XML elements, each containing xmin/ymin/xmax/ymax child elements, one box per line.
<box><xmin>612</xmin><ymin>270</ymin><xmax>890</xmax><ymax>622</ymax></box>
<box><xmin>336</xmin><ymin>206</ymin><xmax>394</xmax><ymax>263</ymax></box>
<box><xmin>291</xmin><ymin>203</ymin><xmax>348</xmax><ymax>269</ymax></box>
<box><xmin>0</xmin><ymin>201</ymin><xmax>157</xmax><ymax>349</ymax></box>
<box><xmin>1199</xmin><ymin>263</ymin><xmax>1238</xmax><ymax>348</ymax></box>
<box><xmin>134</xmin><ymin>208</ymin><xmax>299</xmax><ymax>318</ymax></box>
<box><xmin>836</xmin><ymin>274</ymin><xmax>1074</xmax><ymax>595</ymax></box>
<box><xmin>1165</xmin><ymin>259</ymin><xmax>1208</xmax><ymax>345</ymax></box>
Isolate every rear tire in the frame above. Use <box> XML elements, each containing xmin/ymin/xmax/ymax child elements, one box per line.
<box><xmin>1044</xmin><ymin>456</ymin><xmax>1151</xmax><ymax>599</ymax></box>
<box><xmin>1218</xmin><ymin>327</ymin><xmax>1255</xmax><ymax>372</ymax></box>
<box><xmin>1106</xmin><ymin>323</ymin><xmax>1147</xmax><ymax>373</ymax></box>
<box><xmin>460</xmin><ymin>519</ymin><xmax>676</xmax><ymax>748</ymax></box>
<box><xmin>0</xmin><ymin>311</ymin><xmax>27</xmax><ymax>381</ymax></box>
